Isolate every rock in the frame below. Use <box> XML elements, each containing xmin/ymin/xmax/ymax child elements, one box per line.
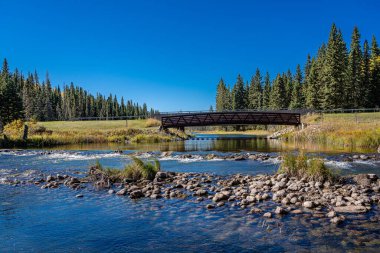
<box><xmin>290</xmin><ymin>209</ymin><xmax>303</xmax><ymax>214</ymax></box>
<box><xmin>281</xmin><ymin>198</ymin><xmax>290</xmax><ymax>205</ymax></box>
<box><xmin>206</xmin><ymin>204</ymin><xmax>215</xmax><ymax>209</ymax></box>
<box><xmin>331</xmin><ymin>215</ymin><xmax>345</xmax><ymax>224</ymax></box>
<box><xmin>155</xmin><ymin>172</ymin><xmax>167</xmax><ymax>179</ymax></box>
<box><xmin>246</xmin><ymin>195</ymin><xmax>256</xmax><ymax>203</ymax></box>
<box><xmin>108</xmin><ymin>189</ymin><xmax>115</xmax><ymax>194</ymax></box>
<box><xmin>212</xmin><ymin>193</ymin><xmax>229</xmax><ymax>202</ymax></box>
<box><xmin>46</xmin><ymin>175</ymin><xmax>55</xmax><ymax>182</ymax></box>
<box><xmin>130</xmin><ymin>190</ymin><xmax>144</xmax><ymax>199</ymax></box>
<box><xmin>275</xmin><ymin>206</ymin><xmax>286</xmax><ymax>214</ymax></box>
<box><xmin>75</xmin><ymin>194</ymin><xmax>83</xmax><ymax>198</ymax></box>
<box><xmin>378</xmin><ymin>145</ymin><xmax>380</xmax><ymax>154</ymax></box>
<box><xmin>334</xmin><ymin>206</ymin><xmax>368</xmax><ymax>213</ymax></box>
<box><xmin>150</xmin><ymin>194</ymin><xmax>161</xmax><ymax>199</ymax></box>
<box><xmin>263</xmin><ymin>212</ymin><xmax>272</xmax><ymax>218</ymax></box>
<box><xmin>217</xmin><ymin>202</ymin><xmax>225</xmax><ymax>207</ymax></box>
<box><xmin>359</xmin><ymin>154</ymin><xmax>369</xmax><ymax>160</ymax></box>
<box><xmin>249</xmin><ymin>207</ymin><xmax>262</xmax><ymax>214</ymax></box>
<box><xmin>116</xmin><ymin>188</ymin><xmax>128</xmax><ymax>195</ymax></box>
<box><xmin>354</xmin><ymin>174</ymin><xmax>372</xmax><ymax>187</ymax></box>
<box><xmin>303</xmin><ymin>201</ymin><xmax>314</xmax><ymax>209</ymax></box>
<box><xmin>234</xmin><ymin>155</ymin><xmax>245</xmax><ymax>161</ymax></box>
<box><xmin>327</xmin><ymin>211</ymin><xmax>336</xmax><ymax>218</ymax></box>
<box><xmin>195</xmin><ymin>189</ymin><xmax>208</xmax><ymax>196</ymax></box>
<box><xmin>290</xmin><ymin>197</ymin><xmax>298</xmax><ymax>204</ymax></box>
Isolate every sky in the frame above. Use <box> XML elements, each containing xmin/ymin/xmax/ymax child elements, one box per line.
<box><xmin>0</xmin><ymin>0</ymin><xmax>379</xmax><ymax>112</ymax></box>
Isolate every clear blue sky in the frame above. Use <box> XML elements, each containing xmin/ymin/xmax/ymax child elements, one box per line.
<box><xmin>0</xmin><ymin>0</ymin><xmax>379</xmax><ymax>111</ymax></box>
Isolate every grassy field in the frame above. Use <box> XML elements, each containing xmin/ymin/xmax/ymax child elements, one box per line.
<box><xmin>38</xmin><ymin>119</ymin><xmax>151</xmax><ymax>132</ymax></box>
<box><xmin>285</xmin><ymin>112</ymin><xmax>380</xmax><ymax>149</ymax></box>
<box><xmin>0</xmin><ymin>118</ymin><xmax>187</xmax><ymax>148</ymax></box>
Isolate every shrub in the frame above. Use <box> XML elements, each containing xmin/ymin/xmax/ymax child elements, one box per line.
<box><xmin>88</xmin><ymin>157</ymin><xmax>161</xmax><ymax>184</ymax></box>
<box><xmin>279</xmin><ymin>152</ymin><xmax>334</xmax><ymax>182</ymax></box>
<box><xmin>3</xmin><ymin>119</ymin><xmax>25</xmax><ymax>137</ymax></box>
<box><xmin>145</xmin><ymin>118</ymin><xmax>161</xmax><ymax>128</ymax></box>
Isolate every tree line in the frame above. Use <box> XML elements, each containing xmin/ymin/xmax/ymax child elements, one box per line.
<box><xmin>0</xmin><ymin>60</ymin><xmax>158</xmax><ymax>125</ymax></box>
<box><xmin>216</xmin><ymin>24</ymin><xmax>380</xmax><ymax>111</ymax></box>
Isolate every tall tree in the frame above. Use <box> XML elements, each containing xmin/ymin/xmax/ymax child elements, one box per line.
<box><xmin>289</xmin><ymin>64</ymin><xmax>304</xmax><ymax>109</ymax></box>
<box><xmin>270</xmin><ymin>74</ymin><xmax>286</xmax><ymax>109</ymax></box>
<box><xmin>321</xmin><ymin>24</ymin><xmax>348</xmax><ymax>109</ymax></box>
<box><xmin>262</xmin><ymin>72</ymin><xmax>271</xmax><ymax>109</ymax></box>
<box><xmin>370</xmin><ymin>36</ymin><xmax>380</xmax><ymax>107</ymax></box>
<box><xmin>232</xmin><ymin>74</ymin><xmax>246</xmax><ymax>110</ymax></box>
<box><xmin>248</xmin><ymin>68</ymin><xmax>262</xmax><ymax>109</ymax></box>
<box><xmin>347</xmin><ymin>27</ymin><xmax>363</xmax><ymax>108</ymax></box>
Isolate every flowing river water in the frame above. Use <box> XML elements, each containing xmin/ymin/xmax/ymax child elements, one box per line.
<box><xmin>1</xmin><ymin>134</ymin><xmax>380</xmax><ymax>252</ymax></box>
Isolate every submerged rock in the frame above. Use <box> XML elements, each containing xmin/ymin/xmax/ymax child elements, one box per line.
<box><xmin>334</xmin><ymin>206</ymin><xmax>368</xmax><ymax>213</ymax></box>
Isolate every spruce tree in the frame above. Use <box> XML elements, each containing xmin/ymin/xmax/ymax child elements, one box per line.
<box><xmin>248</xmin><ymin>69</ymin><xmax>262</xmax><ymax>109</ymax></box>
<box><xmin>347</xmin><ymin>27</ymin><xmax>362</xmax><ymax>108</ymax></box>
<box><xmin>262</xmin><ymin>72</ymin><xmax>271</xmax><ymax>109</ymax></box>
<box><xmin>270</xmin><ymin>74</ymin><xmax>286</xmax><ymax>109</ymax></box>
<box><xmin>321</xmin><ymin>24</ymin><xmax>348</xmax><ymax>109</ymax></box>
<box><xmin>361</xmin><ymin>40</ymin><xmax>371</xmax><ymax>107</ymax></box>
<box><xmin>232</xmin><ymin>75</ymin><xmax>246</xmax><ymax>110</ymax></box>
<box><xmin>289</xmin><ymin>64</ymin><xmax>304</xmax><ymax>109</ymax></box>
<box><xmin>370</xmin><ymin>36</ymin><xmax>380</xmax><ymax>107</ymax></box>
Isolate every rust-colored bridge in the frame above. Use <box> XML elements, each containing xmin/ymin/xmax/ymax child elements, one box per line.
<box><xmin>160</xmin><ymin>111</ymin><xmax>301</xmax><ymax>130</ymax></box>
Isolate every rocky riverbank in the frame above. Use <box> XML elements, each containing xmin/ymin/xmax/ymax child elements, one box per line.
<box><xmin>4</xmin><ymin>168</ymin><xmax>378</xmax><ymax>226</ymax></box>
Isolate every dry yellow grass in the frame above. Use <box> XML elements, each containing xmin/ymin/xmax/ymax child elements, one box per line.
<box><xmin>286</xmin><ymin>112</ymin><xmax>380</xmax><ymax>148</ymax></box>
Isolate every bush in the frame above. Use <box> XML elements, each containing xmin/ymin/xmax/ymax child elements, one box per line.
<box><xmin>3</xmin><ymin>119</ymin><xmax>25</xmax><ymax>137</ymax></box>
<box><xmin>145</xmin><ymin>118</ymin><xmax>161</xmax><ymax>128</ymax></box>
<box><xmin>279</xmin><ymin>152</ymin><xmax>334</xmax><ymax>182</ymax></box>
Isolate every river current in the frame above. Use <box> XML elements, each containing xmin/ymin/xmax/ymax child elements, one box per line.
<box><xmin>1</xmin><ymin>134</ymin><xmax>380</xmax><ymax>252</ymax></box>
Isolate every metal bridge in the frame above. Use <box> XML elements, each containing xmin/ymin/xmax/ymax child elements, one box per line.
<box><xmin>159</xmin><ymin>110</ymin><xmax>301</xmax><ymax>130</ymax></box>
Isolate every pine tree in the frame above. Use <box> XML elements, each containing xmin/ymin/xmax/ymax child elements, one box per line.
<box><xmin>321</xmin><ymin>24</ymin><xmax>348</xmax><ymax>109</ymax></box>
<box><xmin>289</xmin><ymin>64</ymin><xmax>304</xmax><ymax>109</ymax></box>
<box><xmin>232</xmin><ymin>75</ymin><xmax>246</xmax><ymax>110</ymax></box>
<box><xmin>361</xmin><ymin>40</ymin><xmax>371</xmax><ymax>107</ymax></box>
<box><xmin>370</xmin><ymin>36</ymin><xmax>380</xmax><ymax>107</ymax></box>
<box><xmin>248</xmin><ymin>69</ymin><xmax>262</xmax><ymax>109</ymax></box>
<box><xmin>216</xmin><ymin>79</ymin><xmax>228</xmax><ymax>111</ymax></box>
<box><xmin>347</xmin><ymin>27</ymin><xmax>363</xmax><ymax>108</ymax></box>
<box><xmin>262</xmin><ymin>72</ymin><xmax>271</xmax><ymax>109</ymax></box>
<box><xmin>270</xmin><ymin>74</ymin><xmax>286</xmax><ymax>109</ymax></box>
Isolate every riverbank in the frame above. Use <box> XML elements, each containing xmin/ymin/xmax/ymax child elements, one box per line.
<box><xmin>0</xmin><ymin>119</ymin><xmax>189</xmax><ymax>148</ymax></box>
<box><xmin>282</xmin><ymin>112</ymin><xmax>380</xmax><ymax>150</ymax></box>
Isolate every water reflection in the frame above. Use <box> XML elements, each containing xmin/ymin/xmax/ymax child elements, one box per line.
<box><xmin>49</xmin><ymin>134</ymin><xmax>375</xmax><ymax>154</ymax></box>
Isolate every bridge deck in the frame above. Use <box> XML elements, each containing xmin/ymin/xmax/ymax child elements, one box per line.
<box><xmin>161</xmin><ymin>111</ymin><xmax>301</xmax><ymax>129</ymax></box>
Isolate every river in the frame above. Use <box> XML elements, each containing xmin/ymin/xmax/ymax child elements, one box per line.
<box><xmin>1</xmin><ymin>134</ymin><xmax>380</xmax><ymax>252</ymax></box>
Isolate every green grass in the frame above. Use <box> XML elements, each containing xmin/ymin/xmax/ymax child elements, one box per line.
<box><xmin>38</xmin><ymin>119</ymin><xmax>152</xmax><ymax>132</ymax></box>
<box><xmin>278</xmin><ymin>153</ymin><xmax>335</xmax><ymax>182</ymax></box>
<box><xmin>89</xmin><ymin>157</ymin><xmax>160</xmax><ymax>183</ymax></box>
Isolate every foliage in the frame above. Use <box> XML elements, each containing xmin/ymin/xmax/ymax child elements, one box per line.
<box><xmin>89</xmin><ymin>157</ymin><xmax>160</xmax><ymax>184</ymax></box>
<box><xmin>279</xmin><ymin>152</ymin><xmax>334</xmax><ymax>182</ymax></box>
<box><xmin>3</xmin><ymin>119</ymin><xmax>24</xmax><ymax>136</ymax></box>
<box><xmin>145</xmin><ymin>118</ymin><xmax>161</xmax><ymax>127</ymax></box>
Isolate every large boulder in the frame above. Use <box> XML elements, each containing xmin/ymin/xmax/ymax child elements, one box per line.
<box><xmin>354</xmin><ymin>174</ymin><xmax>374</xmax><ymax>187</ymax></box>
